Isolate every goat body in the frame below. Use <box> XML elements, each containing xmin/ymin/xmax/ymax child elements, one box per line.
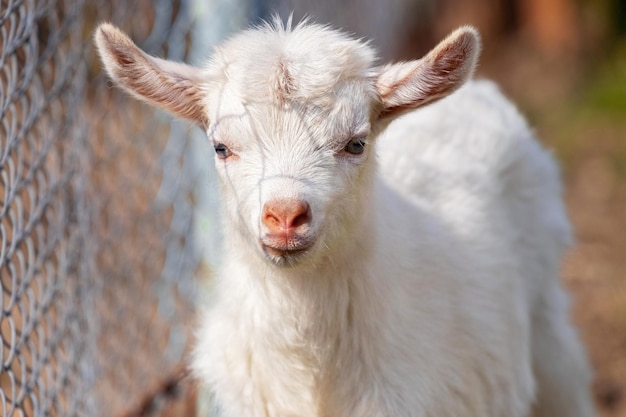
<box><xmin>95</xmin><ymin>19</ymin><xmax>595</xmax><ymax>417</ymax></box>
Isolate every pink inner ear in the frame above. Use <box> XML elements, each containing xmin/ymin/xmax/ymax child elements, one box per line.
<box><xmin>376</xmin><ymin>28</ymin><xmax>479</xmax><ymax>119</ymax></box>
<box><xmin>376</xmin><ymin>61</ymin><xmax>442</xmax><ymax>119</ymax></box>
<box><xmin>96</xmin><ymin>24</ymin><xmax>209</xmax><ymax>129</ymax></box>
<box><xmin>428</xmin><ymin>33</ymin><xmax>476</xmax><ymax>87</ymax></box>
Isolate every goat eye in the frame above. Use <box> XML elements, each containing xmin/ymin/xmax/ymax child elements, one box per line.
<box><xmin>214</xmin><ymin>143</ymin><xmax>232</xmax><ymax>159</ymax></box>
<box><xmin>344</xmin><ymin>137</ymin><xmax>366</xmax><ymax>155</ymax></box>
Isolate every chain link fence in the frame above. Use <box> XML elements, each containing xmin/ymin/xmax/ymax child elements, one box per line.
<box><xmin>1</xmin><ymin>0</ymin><xmax>88</xmax><ymax>415</ymax></box>
<box><xmin>1</xmin><ymin>0</ymin><xmax>225</xmax><ymax>415</ymax></box>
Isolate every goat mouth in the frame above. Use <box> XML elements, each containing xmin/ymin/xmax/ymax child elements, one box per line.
<box><xmin>260</xmin><ymin>236</ymin><xmax>314</xmax><ymax>262</ymax></box>
<box><xmin>262</xmin><ymin>244</ymin><xmax>311</xmax><ymax>258</ymax></box>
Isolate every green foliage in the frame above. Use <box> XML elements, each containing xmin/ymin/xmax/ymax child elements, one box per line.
<box><xmin>585</xmin><ymin>51</ymin><xmax>626</xmax><ymax>116</ymax></box>
<box><xmin>535</xmin><ymin>45</ymin><xmax>626</xmax><ymax>180</ymax></box>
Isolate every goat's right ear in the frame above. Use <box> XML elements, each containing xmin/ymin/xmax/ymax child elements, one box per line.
<box><xmin>375</xmin><ymin>26</ymin><xmax>480</xmax><ymax>120</ymax></box>
<box><xmin>94</xmin><ymin>23</ymin><xmax>208</xmax><ymax>129</ymax></box>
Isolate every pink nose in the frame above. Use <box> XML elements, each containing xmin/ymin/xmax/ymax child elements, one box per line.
<box><xmin>262</xmin><ymin>199</ymin><xmax>311</xmax><ymax>235</ymax></box>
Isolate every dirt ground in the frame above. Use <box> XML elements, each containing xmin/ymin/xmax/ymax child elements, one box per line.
<box><xmin>563</xmin><ymin>134</ymin><xmax>626</xmax><ymax>417</ymax></box>
<box><xmin>564</xmin><ymin>140</ymin><xmax>626</xmax><ymax>417</ymax></box>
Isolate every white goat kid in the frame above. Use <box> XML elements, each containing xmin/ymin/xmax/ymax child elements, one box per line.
<box><xmin>95</xmin><ymin>19</ymin><xmax>595</xmax><ymax>417</ymax></box>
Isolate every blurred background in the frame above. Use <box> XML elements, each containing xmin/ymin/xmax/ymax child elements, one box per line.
<box><xmin>0</xmin><ymin>0</ymin><xmax>624</xmax><ymax>416</ymax></box>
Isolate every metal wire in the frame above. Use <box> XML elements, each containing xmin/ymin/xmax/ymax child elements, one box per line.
<box><xmin>1</xmin><ymin>0</ymin><xmax>208</xmax><ymax>415</ymax></box>
<box><xmin>1</xmin><ymin>0</ymin><xmax>88</xmax><ymax>415</ymax></box>
<box><xmin>79</xmin><ymin>1</ymin><xmax>207</xmax><ymax>415</ymax></box>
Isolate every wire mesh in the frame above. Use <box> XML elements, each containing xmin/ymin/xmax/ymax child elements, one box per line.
<box><xmin>1</xmin><ymin>0</ymin><xmax>213</xmax><ymax>415</ymax></box>
<box><xmin>1</xmin><ymin>0</ymin><xmax>88</xmax><ymax>415</ymax></box>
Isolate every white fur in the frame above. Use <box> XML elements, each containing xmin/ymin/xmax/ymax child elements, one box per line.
<box><xmin>95</xmin><ymin>19</ymin><xmax>595</xmax><ymax>417</ymax></box>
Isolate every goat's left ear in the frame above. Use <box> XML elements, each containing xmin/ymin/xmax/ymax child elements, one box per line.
<box><xmin>94</xmin><ymin>23</ymin><xmax>209</xmax><ymax>129</ymax></box>
<box><xmin>375</xmin><ymin>26</ymin><xmax>480</xmax><ymax>120</ymax></box>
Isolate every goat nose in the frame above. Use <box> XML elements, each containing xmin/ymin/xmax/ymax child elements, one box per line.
<box><xmin>262</xmin><ymin>199</ymin><xmax>311</xmax><ymax>234</ymax></box>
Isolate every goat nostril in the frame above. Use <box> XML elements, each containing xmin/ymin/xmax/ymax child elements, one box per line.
<box><xmin>262</xmin><ymin>200</ymin><xmax>311</xmax><ymax>232</ymax></box>
<box><xmin>291</xmin><ymin>204</ymin><xmax>311</xmax><ymax>228</ymax></box>
<box><xmin>263</xmin><ymin>211</ymin><xmax>281</xmax><ymax>228</ymax></box>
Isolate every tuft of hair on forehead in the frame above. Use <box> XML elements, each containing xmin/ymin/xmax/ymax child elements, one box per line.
<box><xmin>207</xmin><ymin>17</ymin><xmax>379</xmax><ymax>106</ymax></box>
